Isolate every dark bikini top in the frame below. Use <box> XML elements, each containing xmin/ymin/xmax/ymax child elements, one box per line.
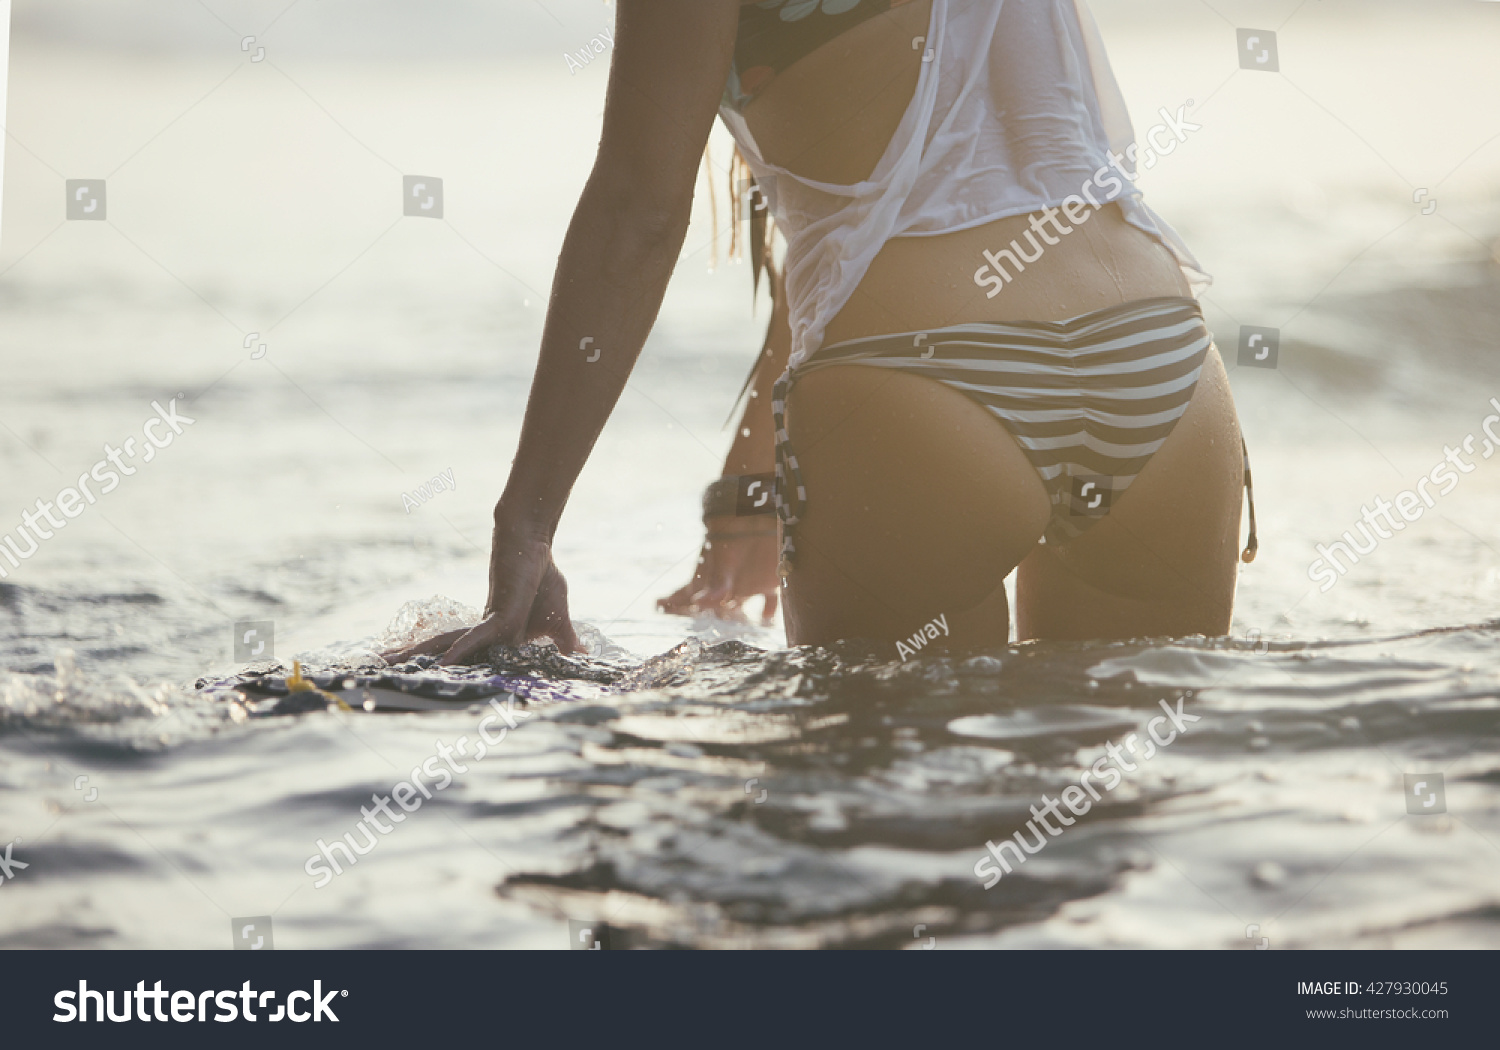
<box><xmin>725</xmin><ymin>0</ymin><xmax>899</xmax><ymax>110</ymax></box>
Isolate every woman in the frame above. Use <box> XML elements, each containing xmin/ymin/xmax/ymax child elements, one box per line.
<box><xmin>395</xmin><ymin>0</ymin><xmax>1254</xmax><ymax>665</ymax></box>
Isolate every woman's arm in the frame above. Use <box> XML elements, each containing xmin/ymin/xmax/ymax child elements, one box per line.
<box><xmin>658</xmin><ymin>264</ymin><xmax>791</xmax><ymax>623</ymax></box>
<box><xmin>424</xmin><ymin>0</ymin><xmax>742</xmax><ymax>665</ymax></box>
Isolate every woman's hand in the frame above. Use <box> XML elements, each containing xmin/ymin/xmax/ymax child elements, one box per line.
<box><xmin>384</xmin><ymin>519</ymin><xmax>582</xmax><ymax>666</ymax></box>
<box><xmin>658</xmin><ymin>517</ymin><xmax>780</xmax><ymax>624</ymax></box>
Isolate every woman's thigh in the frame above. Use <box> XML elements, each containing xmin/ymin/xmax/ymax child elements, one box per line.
<box><xmin>1014</xmin><ymin>346</ymin><xmax>1245</xmax><ymax>640</ymax></box>
<box><xmin>781</xmin><ymin>364</ymin><xmax>1051</xmax><ymax>648</ymax></box>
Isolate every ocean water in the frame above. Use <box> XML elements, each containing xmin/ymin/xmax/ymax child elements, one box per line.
<box><xmin>1</xmin><ymin>0</ymin><xmax>1499</xmax><ymax>948</ymax></box>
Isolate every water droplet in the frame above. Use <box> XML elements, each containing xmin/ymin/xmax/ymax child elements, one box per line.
<box><xmin>1251</xmin><ymin>861</ymin><xmax>1286</xmax><ymax>887</ymax></box>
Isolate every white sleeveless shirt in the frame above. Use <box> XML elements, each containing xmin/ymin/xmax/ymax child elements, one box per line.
<box><xmin>718</xmin><ymin>0</ymin><xmax>1209</xmax><ymax>369</ymax></box>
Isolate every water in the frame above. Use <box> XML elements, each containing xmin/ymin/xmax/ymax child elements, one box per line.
<box><xmin>2</xmin><ymin>0</ymin><xmax>1500</xmax><ymax>948</ymax></box>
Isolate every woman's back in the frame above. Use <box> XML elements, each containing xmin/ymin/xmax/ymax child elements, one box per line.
<box><xmin>731</xmin><ymin>0</ymin><xmax>932</xmax><ymax>185</ymax></box>
<box><xmin>723</xmin><ymin>0</ymin><xmax>1205</xmax><ymax>364</ymax></box>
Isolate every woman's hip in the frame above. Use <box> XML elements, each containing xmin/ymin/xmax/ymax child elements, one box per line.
<box><xmin>820</xmin><ymin>202</ymin><xmax>1193</xmax><ymax>348</ymax></box>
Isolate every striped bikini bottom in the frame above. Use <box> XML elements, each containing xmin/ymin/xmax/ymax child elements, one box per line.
<box><xmin>770</xmin><ymin>296</ymin><xmax>1257</xmax><ymax>578</ymax></box>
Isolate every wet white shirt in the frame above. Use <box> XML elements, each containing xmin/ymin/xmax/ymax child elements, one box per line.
<box><xmin>718</xmin><ymin>0</ymin><xmax>1209</xmax><ymax>369</ymax></box>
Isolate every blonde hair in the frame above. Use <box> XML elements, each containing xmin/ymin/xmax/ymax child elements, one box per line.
<box><xmin>702</xmin><ymin>140</ymin><xmax>779</xmax><ymax>303</ymax></box>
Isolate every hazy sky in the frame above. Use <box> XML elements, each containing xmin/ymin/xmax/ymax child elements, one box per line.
<box><xmin>11</xmin><ymin>0</ymin><xmax>1472</xmax><ymax>58</ymax></box>
<box><xmin>11</xmin><ymin>0</ymin><xmax>621</xmax><ymax>58</ymax></box>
